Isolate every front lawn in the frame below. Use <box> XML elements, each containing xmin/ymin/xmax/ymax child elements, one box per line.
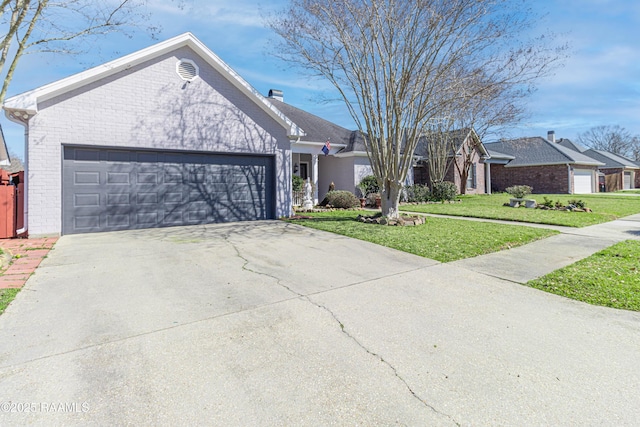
<box><xmin>286</xmin><ymin>210</ymin><xmax>557</xmax><ymax>262</ymax></box>
<box><xmin>526</xmin><ymin>240</ymin><xmax>640</xmax><ymax>311</ymax></box>
<box><xmin>400</xmin><ymin>193</ymin><xmax>640</xmax><ymax>227</ymax></box>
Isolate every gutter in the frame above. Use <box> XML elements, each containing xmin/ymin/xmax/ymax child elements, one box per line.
<box><xmin>567</xmin><ymin>164</ymin><xmax>572</xmax><ymax>194</ymax></box>
<box><xmin>4</xmin><ymin>108</ymin><xmax>30</xmax><ymax>235</ymax></box>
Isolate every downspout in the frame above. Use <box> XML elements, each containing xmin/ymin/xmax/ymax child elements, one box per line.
<box><xmin>567</xmin><ymin>164</ymin><xmax>572</xmax><ymax>194</ymax></box>
<box><xmin>4</xmin><ymin>109</ymin><xmax>30</xmax><ymax>236</ymax></box>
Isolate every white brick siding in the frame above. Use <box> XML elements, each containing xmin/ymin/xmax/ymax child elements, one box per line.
<box><xmin>25</xmin><ymin>46</ymin><xmax>291</xmax><ymax>235</ymax></box>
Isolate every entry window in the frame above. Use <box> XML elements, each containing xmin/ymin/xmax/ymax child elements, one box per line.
<box><xmin>467</xmin><ymin>163</ymin><xmax>477</xmax><ymax>189</ymax></box>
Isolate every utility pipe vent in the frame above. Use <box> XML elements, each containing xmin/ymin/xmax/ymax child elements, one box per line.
<box><xmin>176</xmin><ymin>59</ymin><xmax>199</xmax><ymax>81</ymax></box>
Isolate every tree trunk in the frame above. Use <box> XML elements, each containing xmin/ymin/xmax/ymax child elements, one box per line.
<box><xmin>380</xmin><ymin>180</ymin><xmax>402</xmax><ymax>218</ymax></box>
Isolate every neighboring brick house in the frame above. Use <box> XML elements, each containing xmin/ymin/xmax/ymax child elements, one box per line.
<box><xmin>557</xmin><ymin>138</ymin><xmax>638</xmax><ymax>192</ymax></box>
<box><xmin>484</xmin><ymin>132</ymin><xmax>604</xmax><ymax>194</ymax></box>
<box><xmin>413</xmin><ymin>128</ymin><xmax>489</xmax><ymax>194</ymax></box>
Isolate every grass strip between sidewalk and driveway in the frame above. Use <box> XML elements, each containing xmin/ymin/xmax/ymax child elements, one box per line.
<box><xmin>526</xmin><ymin>240</ymin><xmax>640</xmax><ymax>311</ymax></box>
<box><xmin>0</xmin><ymin>288</ymin><xmax>20</xmax><ymax>315</ymax></box>
<box><xmin>285</xmin><ymin>210</ymin><xmax>557</xmax><ymax>263</ymax></box>
<box><xmin>400</xmin><ymin>194</ymin><xmax>640</xmax><ymax>227</ymax></box>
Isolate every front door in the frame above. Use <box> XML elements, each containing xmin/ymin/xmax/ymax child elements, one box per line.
<box><xmin>299</xmin><ymin>162</ymin><xmax>309</xmax><ymax>180</ymax></box>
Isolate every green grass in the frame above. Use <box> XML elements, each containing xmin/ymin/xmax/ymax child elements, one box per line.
<box><xmin>286</xmin><ymin>210</ymin><xmax>557</xmax><ymax>262</ymax></box>
<box><xmin>616</xmin><ymin>190</ymin><xmax>640</xmax><ymax>194</ymax></box>
<box><xmin>527</xmin><ymin>240</ymin><xmax>640</xmax><ymax>311</ymax></box>
<box><xmin>400</xmin><ymin>193</ymin><xmax>640</xmax><ymax>227</ymax></box>
<box><xmin>0</xmin><ymin>288</ymin><xmax>20</xmax><ymax>315</ymax></box>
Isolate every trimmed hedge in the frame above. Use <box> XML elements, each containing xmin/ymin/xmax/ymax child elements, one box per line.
<box><xmin>431</xmin><ymin>181</ymin><xmax>457</xmax><ymax>201</ymax></box>
<box><xmin>325</xmin><ymin>190</ymin><xmax>360</xmax><ymax>208</ymax></box>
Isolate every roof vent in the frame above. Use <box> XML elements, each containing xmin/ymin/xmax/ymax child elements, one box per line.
<box><xmin>268</xmin><ymin>89</ymin><xmax>283</xmax><ymax>102</ymax></box>
<box><xmin>547</xmin><ymin>130</ymin><xmax>556</xmax><ymax>143</ymax></box>
<box><xmin>176</xmin><ymin>59</ymin><xmax>199</xmax><ymax>82</ymax></box>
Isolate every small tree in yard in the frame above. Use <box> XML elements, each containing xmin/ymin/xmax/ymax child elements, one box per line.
<box><xmin>269</xmin><ymin>0</ymin><xmax>564</xmax><ymax>218</ymax></box>
<box><xmin>422</xmin><ymin>117</ymin><xmax>456</xmax><ymax>189</ymax></box>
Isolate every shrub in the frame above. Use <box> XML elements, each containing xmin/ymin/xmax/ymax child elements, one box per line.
<box><xmin>325</xmin><ymin>190</ymin><xmax>360</xmax><ymax>208</ymax></box>
<box><xmin>568</xmin><ymin>199</ymin><xmax>586</xmax><ymax>209</ymax></box>
<box><xmin>358</xmin><ymin>175</ymin><xmax>379</xmax><ymax>196</ymax></box>
<box><xmin>292</xmin><ymin>175</ymin><xmax>305</xmax><ymax>192</ymax></box>
<box><xmin>403</xmin><ymin>184</ymin><xmax>431</xmax><ymax>202</ymax></box>
<box><xmin>541</xmin><ymin>197</ymin><xmax>554</xmax><ymax>208</ymax></box>
<box><xmin>366</xmin><ymin>192</ymin><xmax>380</xmax><ymax>207</ymax></box>
<box><xmin>505</xmin><ymin>185</ymin><xmax>533</xmax><ymax>199</ymax></box>
<box><xmin>431</xmin><ymin>181</ymin><xmax>457</xmax><ymax>201</ymax></box>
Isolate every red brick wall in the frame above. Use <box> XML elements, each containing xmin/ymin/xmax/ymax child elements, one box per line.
<box><xmin>490</xmin><ymin>164</ymin><xmax>570</xmax><ymax>194</ymax></box>
<box><xmin>636</xmin><ymin>171</ymin><xmax>640</xmax><ymax>189</ymax></box>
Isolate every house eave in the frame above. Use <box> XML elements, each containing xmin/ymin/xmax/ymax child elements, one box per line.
<box><xmin>505</xmin><ymin>161</ymin><xmax>603</xmax><ymax>168</ymax></box>
<box><xmin>333</xmin><ymin>150</ymin><xmax>368</xmax><ymax>158</ymax></box>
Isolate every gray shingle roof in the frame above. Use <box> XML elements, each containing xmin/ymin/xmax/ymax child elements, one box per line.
<box><xmin>267</xmin><ymin>98</ymin><xmax>353</xmax><ymax>145</ymax></box>
<box><xmin>585</xmin><ymin>149</ymin><xmax>640</xmax><ymax>169</ymax></box>
<box><xmin>267</xmin><ymin>98</ymin><xmax>369</xmax><ymax>153</ymax></box>
<box><xmin>557</xmin><ymin>138</ymin><xmax>588</xmax><ymax>153</ymax></box>
<box><xmin>484</xmin><ymin>137</ymin><xmax>604</xmax><ymax>167</ymax></box>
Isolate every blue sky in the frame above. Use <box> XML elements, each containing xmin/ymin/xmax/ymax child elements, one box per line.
<box><xmin>2</xmin><ymin>0</ymin><xmax>639</xmax><ymax>158</ymax></box>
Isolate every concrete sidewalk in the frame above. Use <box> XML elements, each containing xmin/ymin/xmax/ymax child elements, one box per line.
<box><xmin>445</xmin><ymin>213</ymin><xmax>640</xmax><ymax>283</ymax></box>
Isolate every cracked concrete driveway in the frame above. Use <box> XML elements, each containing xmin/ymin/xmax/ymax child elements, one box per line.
<box><xmin>0</xmin><ymin>221</ymin><xmax>639</xmax><ymax>425</ymax></box>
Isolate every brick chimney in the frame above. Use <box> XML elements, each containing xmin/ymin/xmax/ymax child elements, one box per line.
<box><xmin>268</xmin><ymin>89</ymin><xmax>283</xmax><ymax>102</ymax></box>
<box><xmin>547</xmin><ymin>130</ymin><xmax>556</xmax><ymax>143</ymax></box>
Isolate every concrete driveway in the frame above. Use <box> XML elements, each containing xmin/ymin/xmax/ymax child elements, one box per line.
<box><xmin>0</xmin><ymin>221</ymin><xmax>639</xmax><ymax>425</ymax></box>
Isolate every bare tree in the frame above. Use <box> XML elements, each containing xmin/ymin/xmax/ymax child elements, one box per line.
<box><xmin>631</xmin><ymin>136</ymin><xmax>640</xmax><ymax>162</ymax></box>
<box><xmin>269</xmin><ymin>0</ymin><xmax>564</xmax><ymax>217</ymax></box>
<box><xmin>421</xmin><ymin>117</ymin><xmax>455</xmax><ymax>187</ymax></box>
<box><xmin>0</xmin><ymin>0</ymin><xmax>171</xmax><ymax>105</ymax></box>
<box><xmin>577</xmin><ymin>125</ymin><xmax>639</xmax><ymax>160</ymax></box>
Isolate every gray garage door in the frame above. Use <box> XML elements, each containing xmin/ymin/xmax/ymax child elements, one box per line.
<box><xmin>62</xmin><ymin>146</ymin><xmax>275</xmax><ymax>235</ymax></box>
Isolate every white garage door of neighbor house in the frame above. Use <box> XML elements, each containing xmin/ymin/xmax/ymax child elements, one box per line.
<box><xmin>573</xmin><ymin>169</ymin><xmax>593</xmax><ymax>194</ymax></box>
<box><xmin>62</xmin><ymin>146</ymin><xmax>275</xmax><ymax>235</ymax></box>
<box><xmin>624</xmin><ymin>172</ymin><xmax>632</xmax><ymax>190</ymax></box>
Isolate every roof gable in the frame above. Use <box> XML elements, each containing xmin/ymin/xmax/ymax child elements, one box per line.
<box><xmin>414</xmin><ymin>127</ymin><xmax>487</xmax><ymax>159</ymax></box>
<box><xmin>4</xmin><ymin>33</ymin><xmax>303</xmax><ymax>137</ymax></box>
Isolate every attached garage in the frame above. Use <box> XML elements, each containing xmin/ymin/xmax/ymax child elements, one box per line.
<box><xmin>62</xmin><ymin>146</ymin><xmax>275</xmax><ymax>235</ymax></box>
<box><xmin>3</xmin><ymin>33</ymin><xmax>299</xmax><ymax>236</ymax></box>
<box><xmin>573</xmin><ymin>169</ymin><xmax>594</xmax><ymax>194</ymax></box>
